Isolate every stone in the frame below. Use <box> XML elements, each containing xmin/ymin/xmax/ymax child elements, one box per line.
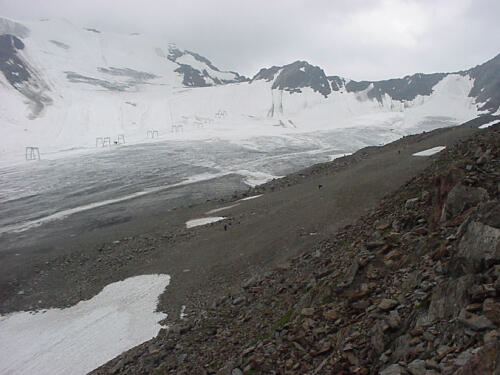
<box><xmin>454</xmin><ymin>349</ymin><xmax>473</xmax><ymax>366</ymax></box>
<box><xmin>387</xmin><ymin>310</ymin><xmax>401</xmax><ymax>329</ymax></box>
<box><xmin>423</xmin><ymin>275</ymin><xmax>473</xmax><ymax>323</ymax></box>
<box><xmin>407</xmin><ymin>359</ymin><xmax>426</xmax><ymax>375</ymax></box>
<box><xmin>454</xmin><ymin>342</ymin><xmax>500</xmax><ymax>375</ymax></box>
<box><xmin>367</xmin><ymin>240</ymin><xmax>386</xmax><ymax>250</ymax></box>
<box><xmin>458</xmin><ymin>309</ymin><xmax>494</xmax><ymax>331</ymax></box>
<box><xmin>405</xmin><ymin>198</ymin><xmax>419</xmax><ymax>210</ymax></box>
<box><xmin>409</xmin><ymin>328</ymin><xmax>423</xmax><ymax>337</ymax></box>
<box><xmin>483</xmin><ymin>329</ymin><xmax>499</xmax><ymax>344</ymax></box>
<box><xmin>323</xmin><ymin>309</ymin><xmax>339</xmax><ymax>320</ymax></box>
<box><xmin>483</xmin><ymin>298</ymin><xmax>500</xmax><ymax>324</ymax></box>
<box><xmin>456</xmin><ymin>221</ymin><xmax>500</xmax><ymax>272</ymax></box>
<box><xmin>379</xmin><ymin>299</ymin><xmax>399</xmax><ymax>311</ymax></box>
<box><xmin>445</xmin><ymin>184</ymin><xmax>489</xmax><ymax>218</ymax></box>
<box><xmin>232</xmin><ymin>296</ymin><xmax>246</xmax><ymax>305</ymax></box>
<box><xmin>380</xmin><ymin>363</ymin><xmax>407</xmax><ymax>375</ymax></box>
<box><xmin>301</xmin><ymin>307</ymin><xmax>314</xmax><ymax>316</ymax></box>
<box><xmin>231</xmin><ymin>369</ymin><xmax>243</xmax><ymax>375</ymax></box>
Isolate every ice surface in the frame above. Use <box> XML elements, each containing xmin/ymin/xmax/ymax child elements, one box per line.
<box><xmin>185</xmin><ymin>217</ymin><xmax>225</xmax><ymax>228</ymax></box>
<box><xmin>0</xmin><ymin>274</ymin><xmax>170</xmax><ymax>375</ymax></box>
<box><xmin>412</xmin><ymin>146</ymin><xmax>446</xmax><ymax>156</ymax></box>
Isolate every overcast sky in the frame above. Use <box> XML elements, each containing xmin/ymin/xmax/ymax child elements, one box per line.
<box><xmin>1</xmin><ymin>0</ymin><xmax>499</xmax><ymax>80</ymax></box>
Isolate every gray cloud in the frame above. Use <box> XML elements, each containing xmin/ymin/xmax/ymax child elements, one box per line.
<box><xmin>0</xmin><ymin>0</ymin><xmax>498</xmax><ymax>80</ymax></box>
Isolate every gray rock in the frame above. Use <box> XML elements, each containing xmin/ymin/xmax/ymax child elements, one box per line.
<box><xmin>458</xmin><ymin>309</ymin><xmax>494</xmax><ymax>331</ymax></box>
<box><xmin>231</xmin><ymin>369</ymin><xmax>243</xmax><ymax>375</ymax></box>
<box><xmin>386</xmin><ymin>310</ymin><xmax>401</xmax><ymax>329</ymax></box>
<box><xmin>405</xmin><ymin>198</ymin><xmax>419</xmax><ymax>210</ymax></box>
<box><xmin>177</xmin><ymin>353</ymin><xmax>187</xmax><ymax>364</ymax></box>
<box><xmin>456</xmin><ymin>221</ymin><xmax>500</xmax><ymax>272</ymax></box>
<box><xmin>421</xmin><ymin>275</ymin><xmax>473</xmax><ymax>324</ymax></box>
<box><xmin>454</xmin><ymin>349</ymin><xmax>474</xmax><ymax>366</ymax></box>
<box><xmin>367</xmin><ymin>240</ymin><xmax>386</xmax><ymax>250</ymax></box>
<box><xmin>379</xmin><ymin>299</ymin><xmax>398</xmax><ymax>311</ymax></box>
<box><xmin>407</xmin><ymin>359</ymin><xmax>426</xmax><ymax>375</ymax></box>
<box><xmin>380</xmin><ymin>363</ymin><xmax>407</xmax><ymax>375</ymax></box>
<box><xmin>445</xmin><ymin>184</ymin><xmax>489</xmax><ymax>218</ymax></box>
<box><xmin>301</xmin><ymin>307</ymin><xmax>315</xmax><ymax>316</ymax></box>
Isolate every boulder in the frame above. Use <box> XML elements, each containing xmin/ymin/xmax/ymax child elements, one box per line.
<box><xmin>483</xmin><ymin>298</ymin><xmax>500</xmax><ymax>325</ymax></box>
<box><xmin>456</xmin><ymin>221</ymin><xmax>500</xmax><ymax>272</ymax></box>
<box><xmin>422</xmin><ymin>275</ymin><xmax>473</xmax><ymax>323</ymax></box>
<box><xmin>379</xmin><ymin>364</ymin><xmax>407</xmax><ymax>375</ymax></box>
<box><xmin>458</xmin><ymin>309</ymin><xmax>494</xmax><ymax>331</ymax></box>
<box><xmin>378</xmin><ymin>299</ymin><xmax>398</xmax><ymax>311</ymax></box>
<box><xmin>454</xmin><ymin>342</ymin><xmax>500</xmax><ymax>375</ymax></box>
<box><xmin>445</xmin><ymin>184</ymin><xmax>489</xmax><ymax>218</ymax></box>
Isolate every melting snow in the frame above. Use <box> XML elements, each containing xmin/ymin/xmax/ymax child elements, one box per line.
<box><xmin>412</xmin><ymin>146</ymin><xmax>446</xmax><ymax>156</ymax></box>
<box><xmin>0</xmin><ymin>274</ymin><xmax>170</xmax><ymax>375</ymax></box>
<box><xmin>185</xmin><ymin>216</ymin><xmax>225</xmax><ymax>228</ymax></box>
<box><xmin>238</xmin><ymin>194</ymin><xmax>263</xmax><ymax>201</ymax></box>
<box><xmin>479</xmin><ymin>120</ymin><xmax>499</xmax><ymax>129</ymax></box>
<box><xmin>206</xmin><ymin>204</ymin><xmax>240</xmax><ymax>214</ymax></box>
<box><xmin>329</xmin><ymin>153</ymin><xmax>352</xmax><ymax>161</ymax></box>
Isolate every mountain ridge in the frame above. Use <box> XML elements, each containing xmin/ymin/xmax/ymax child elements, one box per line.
<box><xmin>0</xmin><ymin>16</ymin><xmax>498</xmax><ymax>165</ymax></box>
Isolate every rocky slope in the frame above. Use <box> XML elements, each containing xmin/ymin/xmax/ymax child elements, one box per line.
<box><xmin>253</xmin><ymin>54</ymin><xmax>500</xmax><ymax>114</ymax></box>
<box><xmin>91</xmin><ymin>122</ymin><xmax>500</xmax><ymax>374</ymax></box>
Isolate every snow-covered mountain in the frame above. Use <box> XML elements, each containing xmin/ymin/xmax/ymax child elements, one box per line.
<box><xmin>0</xmin><ymin>16</ymin><xmax>498</xmax><ymax>164</ymax></box>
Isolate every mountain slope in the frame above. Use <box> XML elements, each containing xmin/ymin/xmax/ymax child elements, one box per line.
<box><xmin>0</xmin><ymin>16</ymin><xmax>498</xmax><ymax>165</ymax></box>
<box><xmin>91</xmin><ymin>121</ymin><xmax>500</xmax><ymax>375</ymax></box>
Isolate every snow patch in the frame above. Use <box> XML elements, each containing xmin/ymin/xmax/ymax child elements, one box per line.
<box><xmin>238</xmin><ymin>194</ymin><xmax>263</xmax><ymax>201</ymax></box>
<box><xmin>329</xmin><ymin>153</ymin><xmax>352</xmax><ymax>161</ymax></box>
<box><xmin>186</xmin><ymin>216</ymin><xmax>225</xmax><ymax>228</ymax></box>
<box><xmin>478</xmin><ymin>119</ymin><xmax>499</xmax><ymax>129</ymax></box>
<box><xmin>0</xmin><ymin>274</ymin><xmax>170</xmax><ymax>375</ymax></box>
<box><xmin>412</xmin><ymin>146</ymin><xmax>446</xmax><ymax>156</ymax></box>
<box><xmin>206</xmin><ymin>204</ymin><xmax>240</xmax><ymax>214</ymax></box>
<box><xmin>236</xmin><ymin>169</ymin><xmax>281</xmax><ymax>187</ymax></box>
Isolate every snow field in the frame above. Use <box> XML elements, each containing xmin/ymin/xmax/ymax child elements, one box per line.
<box><xmin>185</xmin><ymin>216</ymin><xmax>226</xmax><ymax>228</ymax></box>
<box><xmin>412</xmin><ymin>146</ymin><xmax>446</xmax><ymax>156</ymax></box>
<box><xmin>0</xmin><ymin>274</ymin><xmax>170</xmax><ymax>375</ymax></box>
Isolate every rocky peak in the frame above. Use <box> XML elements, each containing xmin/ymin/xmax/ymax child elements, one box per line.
<box><xmin>466</xmin><ymin>53</ymin><xmax>500</xmax><ymax>113</ymax></box>
<box><xmin>253</xmin><ymin>60</ymin><xmax>332</xmax><ymax>97</ymax></box>
<box><xmin>167</xmin><ymin>43</ymin><xmax>248</xmax><ymax>87</ymax></box>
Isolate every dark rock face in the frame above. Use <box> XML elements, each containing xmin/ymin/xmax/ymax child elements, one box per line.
<box><xmin>96</xmin><ymin>67</ymin><xmax>158</xmax><ymax>81</ymax></box>
<box><xmin>0</xmin><ymin>34</ymin><xmax>52</xmax><ymax>117</ymax></box>
<box><xmin>167</xmin><ymin>44</ymin><xmax>248</xmax><ymax>87</ymax></box>
<box><xmin>342</xmin><ymin>73</ymin><xmax>446</xmax><ymax>102</ymax></box>
<box><xmin>466</xmin><ymin>53</ymin><xmax>500</xmax><ymax>113</ymax></box>
<box><xmin>341</xmin><ymin>54</ymin><xmax>500</xmax><ymax>113</ymax></box>
<box><xmin>328</xmin><ymin>75</ymin><xmax>347</xmax><ymax>91</ymax></box>
<box><xmin>254</xmin><ymin>54</ymin><xmax>500</xmax><ymax>115</ymax></box>
<box><xmin>252</xmin><ymin>66</ymin><xmax>281</xmax><ymax>82</ymax></box>
<box><xmin>0</xmin><ymin>34</ymin><xmax>30</xmax><ymax>85</ymax></box>
<box><xmin>84</xmin><ymin>28</ymin><xmax>101</xmax><ymax>34</ymax></box>
<box><xmin>49</xmin><ymin>40</ymin><xmax>70</xmax><ymax>50</ymax></box>
<box><xmin>65</xmin><ymin>67</ymin><xmax>159</xmax><ymax>91</ymax></box>
<box><xmin>253</xmin><ymin>60</ymin><xmax>332</xmax><ymax>97</ymax></box>
<box><xmin>174</xmin><ymin>64</ymin><xmax>211</xmax><ymax>87</ymax></box>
